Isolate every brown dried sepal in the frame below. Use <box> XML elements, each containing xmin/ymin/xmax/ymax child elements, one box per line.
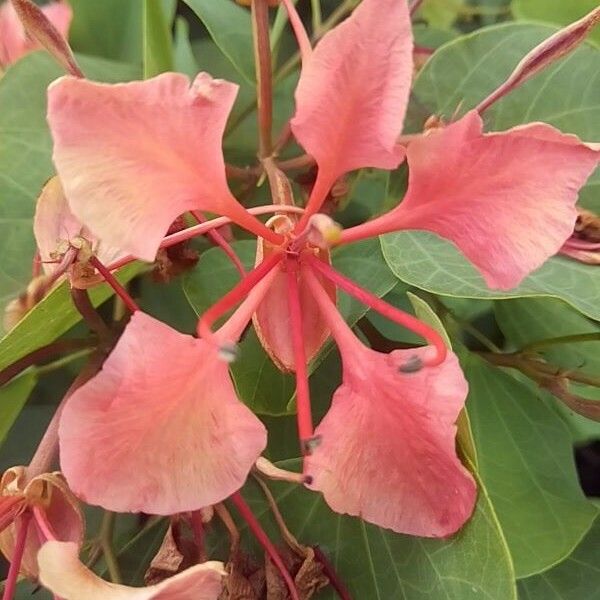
<box><xmin>574</xmin><ymin>209</ymin><xmax>600</xmax><ymax>243</ymax></box>
<box><xmin>152</xmin><ymin>216</ymin><xmax>199</xmax><ymax>283</ymax></box>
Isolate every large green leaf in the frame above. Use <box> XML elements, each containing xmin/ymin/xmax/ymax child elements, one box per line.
<box><xmin>517</xmin><ymin>517</ymin><xmax>600</xmax><ymax>599</ymax></box>
<box><xmin>407</xmin><ymin>23</ymin><xmax>600</xmax><ymax>210</ymax></box>
<box><xmin>0</xmin><ymin>372</ymin><xmax>36</xmax><ymax>446</ymax></box>
<box><xmin>236</xmin><ymin>463</ymin><xmax>516</xmax><ymax>599</ymax></box>
<box><xmin>495</xmin><ymin>297</ymin><xmax>600</xmax><ymax>376</ymax></box>
<box><xmin>512</xmin><ymin>0</ymin><xmax>600</xmax><ymax>45</ymax></box>
<box><xmin>0</xmin><ymin>53</ymin><xmax>140</xmax><ymax>317</ymax></box>
<box><xmin>463</xmin><ymin>354</ymin><xmax>597</xmax><ymax>577</ymax></box>
<box><xmin>183</xmin><ymin>238</ymin><xmax>398</xmax><ymax>415</ymax></box>
<box><xmin>182</xmin><ymin>0</ymin><xmax>255</xmax><ymax>83</ymax></box>
<box><xmin>381</xmin><ymin>232</ymin><xmax>600</xmax><ymax>321</ymax></box>
<box><xmin>0</xmin><ymin>263</ymin><xmax>141</xmax><ymax>374</ymax></box>
<box><xmin>143</xmin><ymin>0</ymin><xmax>174</xmax><ymax>78</ymax></box>
<box><xmin>69</xmin><ymin>0</ymin><xmax>143</xmax><ymax>63</ymax></box>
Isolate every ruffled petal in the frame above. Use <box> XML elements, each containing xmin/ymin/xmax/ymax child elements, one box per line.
<box><xmin>0</xmin><ymin>0</ymin><xmax>71</xmax><ymax>67</ymax></box>
<box><xmin>291</xmin><ymin>0</ymin><xmax>412</xmax><ymax>217</ymax></box>
<box><xmin>47</xmin><ymin>72</ymin><xmax>277</xmax><ymax>262</ymax></box>
<box><xmin>305</xmin><ymin>345</ymin><xmax>476</xmax><ymax>537</ymax></box>
<box><xmin>58</xmin><ymin>312</ymin><xmax>267</xmax><ymax>514</ymax></box>
<box><xmin>342</xmin><ymin>111</ymin><xmax>600</xmax><ymax>289</ymax></box>
<box><xmin>38</xmin><ymin>541</ymin><xmax>225</xmax><ymax>600</ymax></box>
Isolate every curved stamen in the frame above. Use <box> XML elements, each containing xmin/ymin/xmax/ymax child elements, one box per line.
<box><xmin>230</xmin><ymin>492</ymin><xmax>300</xmax><ymax>600</ymax></box>
<box><xmin>89</xmin><ymin>256</ymin><xmax>139</xmax><ymax>313</ymax></box>
<box><xmin>106</xmin><ymin>205</ymin><xmax>304</xmax><ymax>273</ymax></box>
<box><xmin>286</xmin><ymin>258</ymin><xmax>316</xmax><ymax>454</ymax></box>
<box><xmin>197</xmin><ymin>252</ymin><xmax>284</xmax><ymax>356</ymax></box>
<box><xmin>190</xmin><ymin>210</ymin><xmax>246</xmax><ymax>277</ymax></box>
<box><xmin>2</xmin><ymin>512</ymin><xmax>32</xmax><ymax>600</ymax></box>
<box><xmin>303</xmin><ymin>254</ymin><xmax>447</xmax><ymax>366</ymax></box>
<box><xmin>32</xmin><ymin>504</ymin><xmax>58</xmax><ymax>542</ymax></box>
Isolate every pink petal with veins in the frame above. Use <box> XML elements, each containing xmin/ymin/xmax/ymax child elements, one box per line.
<box><xmin>305</xmin><ymin>344</ymin><xmax>476</xmax><ymax>537</ymax></box>
<box><xmin>291</xmin><ymin>0</ymin><xmax>412</xmax><ymax>219</ymax></box>
<box><xmin>38</xmin><ymin>541</ymin><xmax>225</xmax><ymax>600</ymax></box>
<box><xmin>342</xmin><ymin>111</ymin><xmax>600</xmax><ymax>289</ymax></box>
<box><xmin>58</xmin><ymin>312</ymin><xmax>267</xmax><ymax>514</ymax></box>
<box><xmin>48</xmin><ymin>72</ymin><xmax>278</xmax><ymax>262</ymax></box>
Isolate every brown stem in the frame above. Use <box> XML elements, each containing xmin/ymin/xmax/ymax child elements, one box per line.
<box><xmin>71</xmin><ymin>287</ymin><xmax>111</xmax><ymax>341</ymax></box>
<box><xmin>277</xmin><ymin>154</ymin><xmax>316</xmax><ymax>172</ymax></box>
<box><xmin>27</xmin><ymin>354</ymin><xmax>104</xmax><ymax>477</ymax></box>
<box><xmin>251</xmin><ymin>0</ymin><xmax>274</xmax><ymax>158</ymax></box>
<box><xmin>313</xmin><ymin>546</ymin><xmax>352</xmax><ymax>600</ymax></box>
<box><xmin>0</xmin><ymin>338</ymin><xmax>96</xmax><ymax>387</ymax></box>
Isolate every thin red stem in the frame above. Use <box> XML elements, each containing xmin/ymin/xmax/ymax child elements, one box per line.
<box><xmin>32</xmin><ymin>505</ymin><xmax>57</xmax><ymax>542</ymax></box>
<box><xmin>105</xmin><ymin>205</ymin><xmax>303</xmax><ymax>273</ymax></box>
<box><xmin>286</xmin><ymin>258</ymin><xmax>315</xmax><ymax>454</ymax></box>
<box><xmin>190</xmin><ymin>511</ymin><xmax>206</xmax><ymax>563</ymax></box>
<box><xmin>2</xmin><ymin>512</ymin><xmax>32</xmax><ymax>600</ymax></box>
<box><xmin>230</xmin><ymin>492</ymin><xmax>299</xmax><ymax>600</ymax></box>
<box><xmin>197</xmin><ymin>251</ymin><xmax>283</xmax><ymax>346</ymax></box>
<box><xmin>89</xmin><ymin>256</ymin><xmax>139</xmax><ymax>313</ymax></box>
<box><xmin>313</xmin><ymin>546</ymin><xmax>352</xmax><ymax>600</ymax></box>
<box><xmin>304</xmin><ymin>255</ymin><xmax>447</xmax><ymax>366</ymax></box>
<box><xmin>190</xmin><ymin>210</ymin><xmax>246</xmax><ymax>277</ymax></box>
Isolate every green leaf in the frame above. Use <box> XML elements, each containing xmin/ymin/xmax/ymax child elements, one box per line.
<box><xmin>512</xmin><ymin>0</ymin><xmax>600</xmax><ymax>45</ymax></box>
<box><xmin>495</xmin><ymin>297</ymin><xmax>600</xmax><ymax>443</ymax></box>
<box><xmin>463</xmin><ymin>354</ymin><xmax>598</xmax><ymax>577</ymax></box>
<box><xmin>408</xmin><ymin>23</ymin><xmax>600</xmax><ymax>210</ymax></box>
<box><xmin>69</xmin><ymin>0</ymin><xmax>143</xmax><ymax>63</ymax></box>
<box><xmin>419</xmin><ymin>0</ymin><xmax>465</xmax><ymax>29</ymax></box>
<box><xmin>381</xmin><ymin>232</ymin><xmax>600</xmax><ymax>321</ymax></box>
<box><xmin>182</xmin><ymin>0</ymin><xmax>255</xmax><ymax>83</ymax></box>
<box><xmin>143</xmin><ymin>0</ymin><xmax>175</xmax><ymax>78</ymax></box>
<box><xmin>237</xmin><ymin>462</ymin><xmax>516</xmax><ymax>599</ymax></box>
<box><xmin>0</xmin><ymin>372</ymin><xmax>36</xmax><ymax>446</ymax></box>
<box><xmin>174</xmin><ymin>17</ymin><xmax>199</xmax><ymax>78</ymax></box>
<box><xmin>495</xmin><ymin>297</ymin><xmax>600</xmax><ymax>376</ymax></box>
<box><xmin>517</xmin><ymin>517</ymin><xmax>600</xmax><ymax>599</ymax></box>
<box><xmin>183</xmin><ymin>238</ymin><xmax>398</xmax><ymax>415</ymax></box>
<box><xmin>0</xmin><ymin>53</ymin><xmax>140</xmax><ymax>318</ymax></box>
<box><xmin>0</xmin><ymin>263</ymin><xmax>142</xmax><ymax>374</ymax></box>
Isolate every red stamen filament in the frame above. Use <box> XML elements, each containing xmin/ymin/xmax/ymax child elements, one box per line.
<box><xmin>304</xmin><ymin>254</ymin><xmax>447</xmax><ymax>366</ymax></box>
<box><xmin>295</xmin><ymin>173</ymin><xmax>333</xmax><ymax>233</ymax></box>
<box><xmin>2</xmin><ymin>512</ymin><xmax>32</xmax><ymax>600</ymax></box>
<box><xmin>286</xmin><ymin>258</ymin><xmax>315</xmax><ymax>454</ymax></box>
<box><xmin>106</xmin><ymin>205</ymin><xmax>304</xmax><ymax>272</ymax></box>
<box><xmin>190</xmin><ymin>510</ymin><xmax>205</xmax><ymax>562</ymax></box>
<box><xmin>230</xmin><ymin>492</ymin><xmax>299</xmax><ymax>600</ymax></box>
<box><xmin>190</xmin><ymin>210</ymin><xmax>246</xmax><ymax>277</ymax></box>
<box><xmin>197</xmin><ymin>251</ymin><xmax>284</xmax><ymax>350</ymax></box>
<box><xmin>313</xmin><ymin>546</ymin><xmax>352</xmax><ymax>600</ymax></box>
<box><xmin>89</xmin><ymin>256</ymin><xmax>139</xmax><ymax>313</ymax></box>
<box><xmin>32</xmin><ymin>505</ymin><xmax>57</xmax><ymax>542</ymax></box>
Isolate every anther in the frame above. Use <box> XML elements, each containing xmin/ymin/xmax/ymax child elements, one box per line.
<box><xmin>303</xmin><ymin>474</ymin><xmax>314</xmax><ymax>486</ymax></box>
<box><xmin>301</xmin><ymin>435</ymin><xmax>322</xmax><ymax>455</ymax></box>
<box><xmin>218</xmin><ymin>342</ymin><xmax>239</xmax><ymax>363</ymax></box>
<box><xmin>398</xmin><ymin>355</ymin><xmax>424</xmax><ymax>373</ymax></box>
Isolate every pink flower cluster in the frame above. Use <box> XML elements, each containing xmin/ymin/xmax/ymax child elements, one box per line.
<box><xmin>1</xmin><ymin>0</ymin><xmax>599</xmax><ymax>597</ymax></box>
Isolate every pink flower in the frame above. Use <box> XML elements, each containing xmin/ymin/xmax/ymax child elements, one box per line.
<box><xmin>38</xmin><ymin>541</ymin><xmax>225</xmax><ymax>600</ymax></box>
<box><xmin>0</xmin><ymin>0</ymin><xmax>71</xmax><ymax>68</ymax></box>
<box><xmin>0</xmin><ymin>467</ymin><xmax>83</xmax><ymax>588</ymax></box>
<box><xmin>44</xmin><ymin>0</ymin><xmax>599</xmax><ymax>539</ymax></box>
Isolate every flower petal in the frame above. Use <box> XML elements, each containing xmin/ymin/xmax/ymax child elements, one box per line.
<box><xmin>33</xmin><ymin>176</ymin><xmax>126</xmax><ymax>288</ymax></box>
<box><xmin>252</xmin><ymin>217</ymin><xmax>333</xmax><ymax>371</ymax></box>
<box><xmin>47</xmin><ymin>72</ymin><xmax>278</xmax><ymax>262</ymax></box>
<box><xmin>0</xmin><ymin>0</ymin><xmax>71</xmax><ymax>67</ymax></box>
<box><xmin>0</xmin><ymin>469</ymin><xmax>83</xmax><ymax>578</ymax></box>
<box><xmin>305</xmin><ymin>345</ymin><xmax>476</xmax><ymax>537</ymax></box>
<box><xmin>291</xmin><ymin>0</ymin><xmax>412</xmax><ymax>218</ymax></box>
<box><xmin>58</xmin><ymin>312</ymin><xmax>267</xmax><ymax>514</ymax></box>
<box><xmin>38</xmin><ymin>541</ymin><xmax>225</xmax><ymax>600</ymax></box>
<box><xmin>342</xmin><ymin>111</ymin><xmax>600</xmax><ymax>289</ymax></box>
